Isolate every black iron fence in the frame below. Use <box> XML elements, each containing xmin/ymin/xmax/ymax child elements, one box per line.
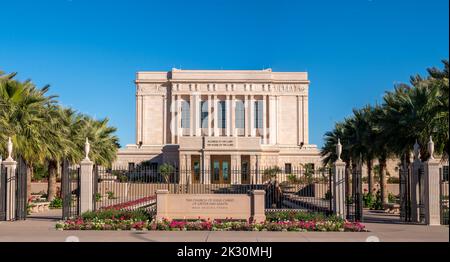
<box><xmin>440</xmin><ymin>165</ymin><xmax>449</xmax><ymax>225</ymax></box>
<box><xmin>0</xmin><ymin>165</ymin><xmax>6</xmax><ymax>221</ymax></box>
<box><xmin>92</xmin><ymin>166</ymin><xmax>333</xmax><ymax>215</ymax></box>
<box><xmin>346</xmin><ymin>166</ymin><xmax>363</xmax><ymax>222</ymax></box>
<box><xmin>399</xmin><ymin>163</ymin><xmax>411</xmax><ymax>222</ymax></box>
<box><xmin>61</xmin><ymin>160</ymin><xmax>80</xmax><ymax>219</ymax></box>
<box><xmin>0</xmin><ymin>157</ymin><xmax>27</xmax><ymax>221</ymax></box>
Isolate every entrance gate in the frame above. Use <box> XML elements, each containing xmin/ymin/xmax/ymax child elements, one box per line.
<box><xmin>0</xmin><ymin>156</ymin><xmax>27</xmax><ymax>221</ymax></box>
<box><xmin>61</xmin><ymin>159</ymin><xmax>80</xmax><ymax>219</ymax></box>
<box><xmin>399</xmin><ymin>160</ymin><xmax>411</xmax><ymax>222</ymax></box>
<box><xmin>346</xmin><ymin>162</ymin><xmax>363</xmax><ymax>222</ymax></box>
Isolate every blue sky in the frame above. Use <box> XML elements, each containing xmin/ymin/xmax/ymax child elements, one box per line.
<box><xmin>0</xmin><ymin>0</ymin><xmax>448</xmax><ymax>148</ymax></box>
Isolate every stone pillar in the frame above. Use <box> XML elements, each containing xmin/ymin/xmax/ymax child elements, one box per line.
<box><xmin>231</xmin><ymin>95</ymin><xmax>236</xmax><ymax>137</ymax></box>
<box><xmin>423</xmin><ymin>159</ymin><xmax>441</xmax><ymax>225</ymax></box>
<box><xmin>186</xmin><ymin>154</ymin><xmax>192</xmax><ymax>184</ymax></box>
<box><xmin>333</xmin><ymin>160</ymin><xmax>346</xmax><ymax>219</ymax></box>
<box><xmin>207</xmin><ymin>95</ymin><xmax>212</xmax><ymax>136</ymax></box>
<box><xmin>269</xmin><ymin>96</ymin><xmax>276</xmax><ymax>145</ymax></box>
<box><xmin>249</xmin><ymin>95</ymin><xmax>255</xmax><ymax>137</ymax></box>
<box><xmin>2</xmin><ymin>158</ymin><xmax>17</xmax><ymax>221</ymax></box>
<box><xmin>251</xmin><ymin>190</ymin><xmax>266</xmax><ymax>223</ymax></box>
<box><xmin>171</xmin><ymin>95</ymin><xmax>176</xmax><ymax>143</ymax></box>
<box><xmin>203</xmin><ymin>154</ymin><xmax>211</xmax><ymax>184</ymax></box>
<box><xmin>177</xmin><ymin>95</ymin><xmax>182</xmax><ymax>141</ymax></box>
<box><xmin>302</xmin><ymin>96</ymin><xmax>309</xmax><ymax>144</ymax></box>
<box><xmin>195</xmin><ymin>94</ymin><xmax>201</xmax><ymax>137</ymax></box>
<box><xmin>80</xmin><ymin>158</ymin><xmax>94</xmax><ymax>214</ymax></box>
<box><xmin>213</xmin><ymin>95</ymin><xmax>219</xmax><ymax>137</ymax></box>
<box><xmin>235</xmin><ymin>155</ymin><xmax>242</xmax><ymax>184</ymax></box>
<box><xmin>189</xmin><ymin>95</ymin><xmax>194</xmax><ymax>137</ymax></box>
<box><xmin>226</xmin><ymin>95</ymin><xmax>231</xmax><ymax>137</ymax></box>
<box><xmin>136</xmin><ymin>94</ymin><xmax>143</xmax><ymax>144</ymax></box>
<box><xmin>163</xmin><ymin>95</ymin><xmax>167</xmax><ymax>144</ymax></box>
<box><xmin>244</xmin><ymin>95</ymin><xmax>249</xmax><ymax>137</ymax></box>
<box><xmin>262</xmin><ymin>95</ymin><xmax>267</xmax><ymax>144</ymax></box>
<box><xmin>297</xmin><ymin>95</ymin><xmax>302</xmax><ymax>145</ymax></box>
<box><xmin>156</xmin><ymin>189</ymin><xmax>169</xmax><ymax>221</ymax></box>
<box><xmin>179</xmin><ymin>154</ymin><xmax>187</xmax><ymax>184</ymax></box>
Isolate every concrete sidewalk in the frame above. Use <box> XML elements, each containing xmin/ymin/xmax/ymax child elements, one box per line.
<box><xmin>0</xmin><ymin>210</ymin><xmax>448</xmax><ymax>242</ymax></box>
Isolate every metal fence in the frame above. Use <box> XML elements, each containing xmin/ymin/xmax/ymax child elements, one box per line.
<box><xmin>0</xmin><ymin>165</ymin><xmax>6</xmax><ymax>221</ymax></box>
<box><xmin>92</xmin><ymin>166</ymin><xmax>333</xmax><ymax>215</ymax></box>
<box><xmin>61</xmin><ymin>160</ymin><xmax>81</xmax><ymax>219</ymax></box>
<box><xmin>440</xmin><ymin>165</ymin><xmax>449</xmax><ymax>225</ymax></box>
<box><xmin>0</xmin><ymin>157</ymin><xmax>27</xmax><ymax>221</ymax></box>
<box><xmin>399</xmin><ymin>162</ymin><xmax>411</xmax><ymax>222</ymax></box>
<box><xmin>346</xmin><ymin>165</ymin><xmax>363</xmax><ymax>222</ymax></box>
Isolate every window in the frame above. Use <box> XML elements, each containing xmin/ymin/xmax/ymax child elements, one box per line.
<box><xmin>128</xmin><ymin>162</ymin><xmax>135</xmax><ymax>171</ymax></box>
<box><xmin>181</xmin><ymin>100</ymin><xmax>190</xmax><ymax>128</ymax></box>
<box><xmin>193</xmin><ymin>161</ymin><xmax>200</xmax><ymax>181</ymax></box>
<box><xmin>200</xmin><ymin>101</ymin><xmax>208</xmax><ymax>128</ymax></box>
<box><xmin>254</xmin><ymin>100</ymin><xmax>263</xmax><ymax>128</ymax></box>
<box><xmin>218</xmin><ymin>101</ymin><xmax>226</xmax><ymax>128</ymax></box>
<box><xmin>235</xmin><ymin>100</ymin><xmax>245</xmax><ymax>128</ymax></box>
<box><xmin>285</xmin><ymin>163</ymin><xmax>292</xmax><ymax>174</ymax></box>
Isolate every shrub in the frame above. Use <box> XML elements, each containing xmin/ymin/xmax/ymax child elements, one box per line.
<box><xmin>49</xmin><ymin>197</ymin><xmax>63</xmax><ymax>209</ymax></box>
<box><xmin>106</xmin><ymin>191</ymin><xmax>116</xmax><ymax>200</ymax></box>
<box><xmin>81</xmin><ymin>209</ymin><xmax>151</xmax><ymax>221</ymax></box>
<box><xmin>95</xmin><ymin>193</ymin><xmax>102</xmax><ymax>202</ymax></box>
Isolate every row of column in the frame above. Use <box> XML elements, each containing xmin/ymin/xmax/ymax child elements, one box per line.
<box><xmin>170</xmin><ymin>95</ymin><xmax>279</xmax><ymax>144</ymax></box>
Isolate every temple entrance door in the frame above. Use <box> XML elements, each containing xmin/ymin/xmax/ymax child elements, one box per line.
<box><xmin>211</xmin><ymin>155</ymin><xmax>231</xmax><ymax>184</ymax></box>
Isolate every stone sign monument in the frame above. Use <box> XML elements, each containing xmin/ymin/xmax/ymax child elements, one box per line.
<box><xmin>156</xmin><ymin>190</ymin><xmax>266</xmax><ymax>223</ymax></box>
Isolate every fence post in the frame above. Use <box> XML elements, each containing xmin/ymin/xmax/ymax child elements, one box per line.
<box><xmin>332</xmin><ymin>139</ymin><xmax>346</xmax><ymax>219</ymax></box>
<box><xmin>80</xmin><ymin>138</ymin><xmax>94</xmax><ymax>214</ymax></box>
<box><xmin>156</xmin><ymin>189</ymin><xmax>169</xmax><ymax>221</ymax></box>
<box><xmin>3</xmin><ymin>138</ymin><xmax>17</xmax><ymax>221</ymax></box>
<box><xmin>251</xmin><ymin>190</ymin><xmax>266</xmax><ymax>223</ymax></box>
<box><xmin>423</xmin><ymin>137</ymin><xmax>441</xmax><ymax>225</ymax></box>
<box><xmin>410</xmin><ymin>140</ymin><xmax>422</xmax><ymax>223</ymax></box>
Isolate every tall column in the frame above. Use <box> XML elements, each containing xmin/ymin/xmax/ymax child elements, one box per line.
<box><xmin>262</xmin><ymin>95</ymin><xmax>267</xmax><ymax>144</ymax></box>
<box><xmin>203</xmin><ymin>154</ymin><xmax>211</xmax><ymax>184</ymax></box>
<box><xmin>213</xmin><ymin>95</ymin><xmax>219</xmax><ymax>137</ymax></box>
<box><xmin>207</xmin><ymin>95</ymin><xmax>212</xmax><ymax>136</ymax></box>
<box><xmin>235</xmin><ymin>155</ymin><xmax>242</xmax><ymax>184</ymax></box>
<box><xmin>302</xmin><ymin>96</ymin><xmax>309</xmax><ymax>144</ymax></box>
<box><xmin>171</xmin><ymin>95</ymin><xmax>176</xmax><ymax>143</ymax></box>
<box><xmin>231</xmin><ymin>95</ymin><xmax>236</xmax><ymax>137</ymax></box>
<box><xmin>177</xmin><ymin>95</ymin><xmax>182</xmax><ymax>141</ymax></box>
<box><xmin>186</xmin><ymin>154</ymin><xmax>192</xmax><ymax>184</ymax></box>
<box><xmin>195</xmin><ymin>94</ymin><xmax>201</xmax><ymax>136</ymax></box>
<box><xmin>189</xmin><ymin>95</ymin><xmax>194</xmax><ymax>137</ymax></box>
<box><xmin>276</xmin><ymin>95</ymin><xmax>280</xmax><ymax>144</ymax></box>
<box><xmin>226</xmin><ymin>95</ymin><xmax>231</xmax><ymax>137</ymax></box>
<box><xmin>136</xmin><ymin>94</ymin><xmax>143</xmax><ymax>144</ymax></box>
<box><xmin>333</xmin><ymin>160</ymin><xmax>346</xmax><ymax>219</ymax></box>
<box><xmin>269</xmin><ymin>96</ymin><xmax>276</xmax><ymax>145</ymax></box>
<box><xmin>162</xmin><ymin>95</ymin><xmax>167</xmax><ymax>144</ymax></box>
<box><xmin>2</xmin><ymin>157</ymin><xmax>17</xmax><ymax>221</ymax></box>
<box><xmin>249</xmin><ymin>95</ymin><xmax>255</xmax><ymax>137</ymax></box>
<box><xmin>250</xmin><ymin>155</ymin><xmax>257</xmax><ymax>184</ymax></box>
<box><xmin>244</xmin><ymin>95</ymin><xmax>249</xmax><ymax>137</ymax></box>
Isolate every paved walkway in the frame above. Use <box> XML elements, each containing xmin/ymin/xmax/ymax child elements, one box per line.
<box><xmin>0</xmin><ymin>209</ymin><xmax>448</xmax><ymax>242</ymax></box>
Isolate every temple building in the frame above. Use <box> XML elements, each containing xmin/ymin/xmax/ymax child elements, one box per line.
<box><xmin>116</xmin><ymin>68</ymin><xmax>322</xmax><ymax>184</ymax></box>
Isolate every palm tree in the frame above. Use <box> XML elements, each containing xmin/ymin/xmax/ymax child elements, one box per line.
<box><xmin>0</xmin><ymin>76</ymin><xmax>56</xmax><ymax>198</ymax></box>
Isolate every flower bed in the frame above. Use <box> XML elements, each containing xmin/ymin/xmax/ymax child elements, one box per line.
<box><xmin>56</xmin><ymin>210</ymin><xmax>367</xmax><ymax>232</ymax></box>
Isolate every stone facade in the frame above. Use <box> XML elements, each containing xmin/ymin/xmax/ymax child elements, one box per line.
<box><xmin>116</xmin><ymin>69</ymin><xmax>322</xmax><ymax>183</ymax></box>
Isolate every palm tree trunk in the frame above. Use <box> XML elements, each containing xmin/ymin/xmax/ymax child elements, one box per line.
<box><xmin>379</xmin><ymin>158</ymin><xmax>388</xmax><ymax>205</ymax></box>
<box><xmin>47</xmin><ymin>160</ymin><xmax>58</xmax><ymax>201</ymax></box>
<box><xmin>367</xmin><ymin>159</ymin><xmax>373</xmax><ymax>195</ymax></box>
